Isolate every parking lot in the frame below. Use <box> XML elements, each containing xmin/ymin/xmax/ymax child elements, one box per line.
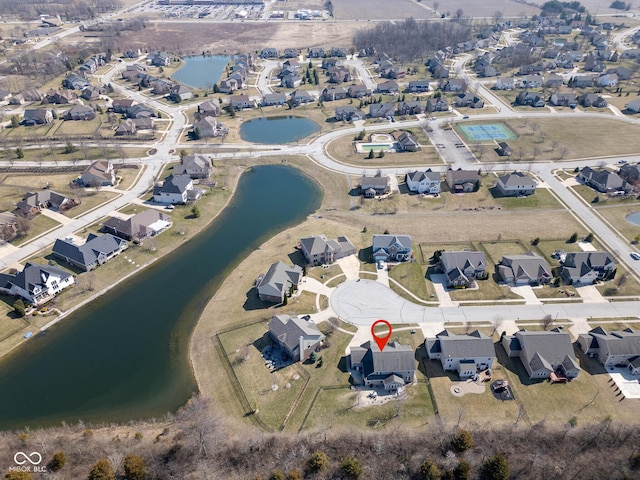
<box><xmin>140</xmin><ymin>3</ymin><xmax>265</xmax><ymax>21</ymax></box>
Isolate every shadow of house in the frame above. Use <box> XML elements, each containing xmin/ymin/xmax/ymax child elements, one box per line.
<box><xmin>348</xmin><ymin>187</ymin><xmax>361</xmax><ymax>197</ymax></box>
<box><xmin>252</xmin><ymin>331</ymin><xmax>273</xmax><ymax>354</ymax></box>
<box><xmin>338</xmin><ymin>355</ymin><xmax>350</xmax><ymax>374</ymax></box>
<box><xmin>287</xmin><ymin>249</ymin><xmax>306</xmax><ymax>268</ymax></box>
<box><xmin>243</xmin><ymin>287</ymin><xmax>270</xmax><ymax>311</ymax></box>
<box><xmin>574</xmin><ymin>344</ymin><xmax>608</xmax><ymax>375</ymax></box>
<box><xmin>495</xmin><ymin>341</ymin><xmax>542</xmax><ymax>386</ymax></box>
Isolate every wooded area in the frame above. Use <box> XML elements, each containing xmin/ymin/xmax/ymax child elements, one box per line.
<box><xmin>353</xmin><ymin>18</ymin><xmax>471</xmax><ymax>62</ymax></box>
<box><xmin>1</xmin><ymin>396</ymin><xmax>639</xmax><ymax>479</ymax></box>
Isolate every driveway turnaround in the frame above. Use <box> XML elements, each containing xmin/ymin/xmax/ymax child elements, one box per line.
<box><xmin>330</xmin><ymin>279</ymin><xmax>640</xmax><ymax>327</ymax></box>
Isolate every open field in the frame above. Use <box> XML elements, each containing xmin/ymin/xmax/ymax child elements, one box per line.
<box><xmin>332</xmin><ymin>0</ymin><xmax>434</xmax><ymax>19</ymax></box>
<box><xmin>596</xmin><ymin>204</ymin><xmax>640</xmax><ymax>244</ymax></box>
<box><xmin>66</xmin><ymin>20</ymin><xmax>360</xmax><ymax>55</ymax></box>
<box><xmin>461</xmin><ymin>117</ymin><xmax>640</xmax><ymax>162</ymax></box>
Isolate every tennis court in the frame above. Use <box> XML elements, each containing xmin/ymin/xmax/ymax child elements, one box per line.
<box><xmin>458</xmin><ymin>123</ymin><xmax>517</xmax><ymax>142</ymax></box>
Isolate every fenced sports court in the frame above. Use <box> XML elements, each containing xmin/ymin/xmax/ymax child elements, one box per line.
<box><xmin>458</xmin><ymin>123</ymin><xmax>517</xmax><ymax>142</ymax></box>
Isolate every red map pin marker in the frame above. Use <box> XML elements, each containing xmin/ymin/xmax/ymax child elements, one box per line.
<box><xmin>371</xmin><ymin>319</ymin><xmax>392</xmax><ymax>351</ymax></box>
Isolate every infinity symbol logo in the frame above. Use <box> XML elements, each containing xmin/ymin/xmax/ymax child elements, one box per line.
<box><xmin>14</xmin><ymin>451</ymin><xmax>42</xmax><ymax>465</ymax></box>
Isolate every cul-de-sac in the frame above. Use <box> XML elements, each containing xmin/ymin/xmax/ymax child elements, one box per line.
<box><xmin>1</xmin><ymin>1</ymin><xmax>640</xmax><ymax>479</ymax></box>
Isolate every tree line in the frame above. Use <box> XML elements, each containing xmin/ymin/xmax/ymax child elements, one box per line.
<box><xmin>353</xmin><ymin>18</ymin><xmax>471</xmax><ymax>62</ymax></box>
<box><xmin>2</xmin><ymin>395</ymin><xmax>639</xmax><ymax>479</ymax></box>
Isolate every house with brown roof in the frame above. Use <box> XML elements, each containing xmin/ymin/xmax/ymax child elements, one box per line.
<box><xmin>22</xmin><ymin>108</ymin><xmax>53</xmax><ymax>126</ymax></box>
<box><xmin>445</xmin><ymin>169</ymin><xmax>480</xmax><ymax>193</ymax></box>
<box><xmin>300</xmin><ymin>235</ymin><xmax>355</xmax><ymax>265</ymax></box>
<box><xmin>79</xmin><ymin>160</ymin><xmax>116</xmax><ymax>187</ymax></box>
<box><xmin>229</xmin><ymin>94</ymin><xmax>253</xmax><ymax>110</ymax></box>
<box><xmin>102</xmin><ymin>209</ymin><xmax>172</xmax><ymax>241</ymax></box>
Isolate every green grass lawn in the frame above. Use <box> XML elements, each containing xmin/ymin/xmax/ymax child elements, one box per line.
<box><xmin>388</xmin><ymin>262</ymin><xmax>429</xmax><ymax>301</ymax></box>
<box><xmin>307</xmin><ymin>264</ymin><xmax>343</xmax><ymax>283</ymax></box>
<box><xmin>479</xmin><ymin>240</ymin><xmax>528</xmax><ymax>264</ymax></box>
<box><xmin>218</xmin><ymin>322</ymin><xmax>307</xmax><ymax>430</ymax></box>
<box><xmin>10</xmin><ymin>214</ymin><xmax>61</xmax><ymax>246</ymax></box>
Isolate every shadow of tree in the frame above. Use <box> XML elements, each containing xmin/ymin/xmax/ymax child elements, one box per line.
<box><xmin>358</xmin><ymin>246</ymin><xmax>372</xmax><ymax>263</ymax></box>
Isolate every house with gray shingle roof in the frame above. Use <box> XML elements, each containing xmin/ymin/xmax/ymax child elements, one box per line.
<box><xmin>372</xmin><ymin>234</ymin><xmax>412</xmax><ymax>262</ymax></box>
<box><xmin>393</xmin><ymin>131</ymin><xmax>420</xmax><ymax>152</ymax></box>
<box><xmin>425</xmin><ymin>330</ymin><xmax>495</xmax><ymax>378</ymax></box>
<box><xmin>173</xmin><ymin>155</ymin><xmax>212</xmax><ymax>179</ymax></box>
<box><xmin>440</xmin><ymin>251</ymin><xmax>487</xmax><ymax>288</ymax></box>
<box><xmin>502</xmin><ymin>329</ymin><xmax>580</xmax><ymax>380</ymax></box>
<box><xmin>349</xmin><ymin>341</ymin><xmax>416</xmax><ymax>390</ymax></box>
<box><xmin>17</xmin><ymin>190</ymin><xmax>73</xmax><ymax>215</ymax></box>
<box><xmin>0</xmin><ymin>262</ymin><xmax>74</xmax><ymax>305</ymax></box>
<box><xmin>406</xmin><ymin>170</ymin><xmax>440</xmax><ymax>194</ymax></box>
<box><xmin>578</xmin><ymin>167</ymin><xmax>628</xmax><ymax>193</ymax></box>
<box><xmin>577</xmin><ymin>327</ymin><xmax>640</xmax><ymax>375</ymax></box>
<box><xmin>497</xmin><ymin>252</ymin><xmax>552</xmax><ymax>285</ymax></box>
<box><xmin>300</xmin><ymin>235</ymin><xmax>355</xmax><ymax>266</ymax></box>
<box><xmin>334</xmin><ymin>106</ymin><xmax>365</xmax><ymax>122</ymax></box>
<box><xmin>496</xmin><ymin>171</ymin><xmax>537</xmax><ymax>197</ymax></box>
<box><xmin>256</xmin><ymin>262</ymin><xmax>303</xmax><ymax>303</ymax></box>
<box><xmin>360</xmin><ymin>173</ymin><xmax>390</xmax><ymax>198</ymax></box>
<box><xmin>52</xmin><ymin>233</ymin><xmax>127</xmax><ymax>272</ymax></box>
<box><xmin>102</xmin><ymin>210</ymin><xmax>172</xmax><ymax>242</ymax></box>
<box><xmin>268</xmin><ymin>315</ymin><xmax>324</xmax><ymax>362</ymax></box>
<box><xmin>561</xmin><ymin>251</ymin><xmax>616</xmax><ymax>285</ymax></box>
<box><xmin>153</xmin><ymin>174</ymin><xmax>202</xmax><ymax>205</ymax></box>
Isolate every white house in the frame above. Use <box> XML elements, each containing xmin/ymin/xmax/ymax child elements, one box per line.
<box><xmin>577</xmin><ymin>327</ymin><xmax>640</xmax><ymax>375</ymax></box>
<box><xmin>153</xmin><ymin>174</ymin><xmax>202</xmax><ymax>205</ymax></box>
<box><xmin>406</xmin><ymin>170</ymin><xmax>440</xmax><ymax>194</ymax></box>
<box><xmin>425</xmin><ymin>330</ymin><xmax>495</xmax><ymax>378</ymax></box>
<box><xmin>0</xmin><ymin>263</ymin><xmax>74</xmax><ymax>305</ymax></box>
<box><xmin>494</xmin><ymin>77</ymin><xmax>515</xmax><ymax>90</ymax></box>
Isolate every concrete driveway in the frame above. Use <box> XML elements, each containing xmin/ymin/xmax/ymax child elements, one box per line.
<box><xmin>336</xmin><ymin>255</ymin><xmax>361</xmax><ymax>281</ymax></box>
<box><xmin>429</xmin><ymin>274</ymin><xmax>456</xmax><ymax>307</ymax></box>
<box><xmin>575</xmin><ymin>285</ymin><xmax>607</xmax><ymax>303</ymax></box>
<box><xmin>510</xmin><ymin>286</ymin><xmax>542</xmax><ymax>305</ymax></box>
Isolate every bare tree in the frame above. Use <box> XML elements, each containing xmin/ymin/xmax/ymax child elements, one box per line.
<box><xmin>492</xmin><ymin>315</ymin><xmax>504</xmax><ymax>335</ymax></box>
<box><xmin>541</xmin><ymin>314</ymin><xmax>554</xmax><ymax>331</ymax></box>
<box><xmin>16</xmin><ymin>216</ymin><xmax>31</xmax><ymax>237</ymax></box>
<box><xmin>176</xmin><ymin>395</ymin><xmax>222</xmax><ymax>458</ymax></box>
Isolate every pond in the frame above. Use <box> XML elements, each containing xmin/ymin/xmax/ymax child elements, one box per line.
<box><xmin>0</xmin><ymin>165</ymin><xmax>322</xmax><ymax>430</ymax></box>
<box><xmin>240</xmin><ymin>116</ymin><xmax>320</xmax><ymax>144</ymax></box>
<box><xmin>171</xmin><ymin>55</ymin><xmax>231</xmax><ymax>89</ymax></box>
<box><xmin>625</xmin><ymin>211</ymin><xmax>640</xmax><ymax>226</ymax></box>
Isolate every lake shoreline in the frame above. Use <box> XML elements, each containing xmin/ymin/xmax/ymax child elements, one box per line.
<box><xmin>0</xmin><ymin>165</ymin><xmax>245</xmax><ymax>365</ymax></box>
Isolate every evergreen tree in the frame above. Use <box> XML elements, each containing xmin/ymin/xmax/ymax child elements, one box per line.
<box><xmin>482</xmin><ymin>454</ymin><xmax>509</xmax><ymax>480</ymax></box>
<box><xmin>367</xmin><ymin>149</ymin><xmax>375</xmax><ymax>159</ymax></box>
<box><xmin>88</xmin><ymin>459</ymin><xmax>115</xmax><ymax>480</ymax></box>
<box><xmin>15</xmin><ymin>147</ymin><xmax>24</xmax><ymax>159</ymax></box>
<box><xmin>213</xmin><ymin>83</ymin><xmax>220</xmax><ymax>93</ymax></box>
<box><xmin>419</xmin><ymin>459</ymin><xmax>441</xmax><ymax>480</ymax></box>
<box><xmin>10</xmin><ymin>115</ymin><xmax>19</xmax><ymax>128</ymax></box>
<box><xmin>48</xmin><ymin>452</ymin><xmax>67</xmax><ymax>471</ymax></box>
<box><xmin>123</xmin><ymin>454</ymin><xmax>147</xmax><ymax>480</ymax></box>
<box><xmin>191</xmin><ymin>205</ymin><xmax>201</xmax><ymax>218</ymax></box>
<box><xmin>13</xmin><ymin>298</ymin><xmax>26</xmax><ymax>318</ymax></box>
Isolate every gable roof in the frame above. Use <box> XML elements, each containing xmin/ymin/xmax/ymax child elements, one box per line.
<box><xmin>257</xmin><ymin>262</ymin><xmax>302</xmax><ymax>299</ymax></box>
<box><xmin>53</xmin><ymin>233</ymin><xmax>126</xmax><ymax>268</ymax></box>
<box><xmin>372</xmin><ymin>234</ymin><xmax>412</xmax><ymax>251</ymax></box>
<box><xmin>103</xmin><ymin>209</ymin><xmax>171</xmax><ymax>239</ymax></box>
<box><xmin>156</xmin><ymin>174</ymin><xmax>192</xmax><ymax>195</ymax></box>
<box><xmin>498</xmin><ymin>171</ymin><xmax>537</xmax><ymax>188</ymax></box>
<box><xmin>515</xmin><ymin>329</ymin><xmax>579</xmax><ymax>372</ymax></box>
<box><xmin>587</xmin><ymin>327</ymin><xmax>640</xmax><ymax>356</ymax></box>
<box><xmin>358</xmin><ymin>341</ymin><xmax>415</xmax><ymax>377</ymax></box>
<box><xmin>268</xmin><ymin>315</ymin><xmax>325</xmax><ymax>352</ymax></box>
<box><xmin>433</xmin><ymin>329</ymin><xmax>495</xmax><ymax>358</ymax></box>
<box><xmin>407</xmin><ymin>170</ymin><xmax>440</xmax><ymax>183</ymax></box>
<box><xmin>81</xmin><ymin>160</ymin><xmax>113</xmax><ymax>183</ymax></box>
<box><xmin>0</xmin><ymin>262</ymin><xmax>72</xmax><ymax>296</ymax></box>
